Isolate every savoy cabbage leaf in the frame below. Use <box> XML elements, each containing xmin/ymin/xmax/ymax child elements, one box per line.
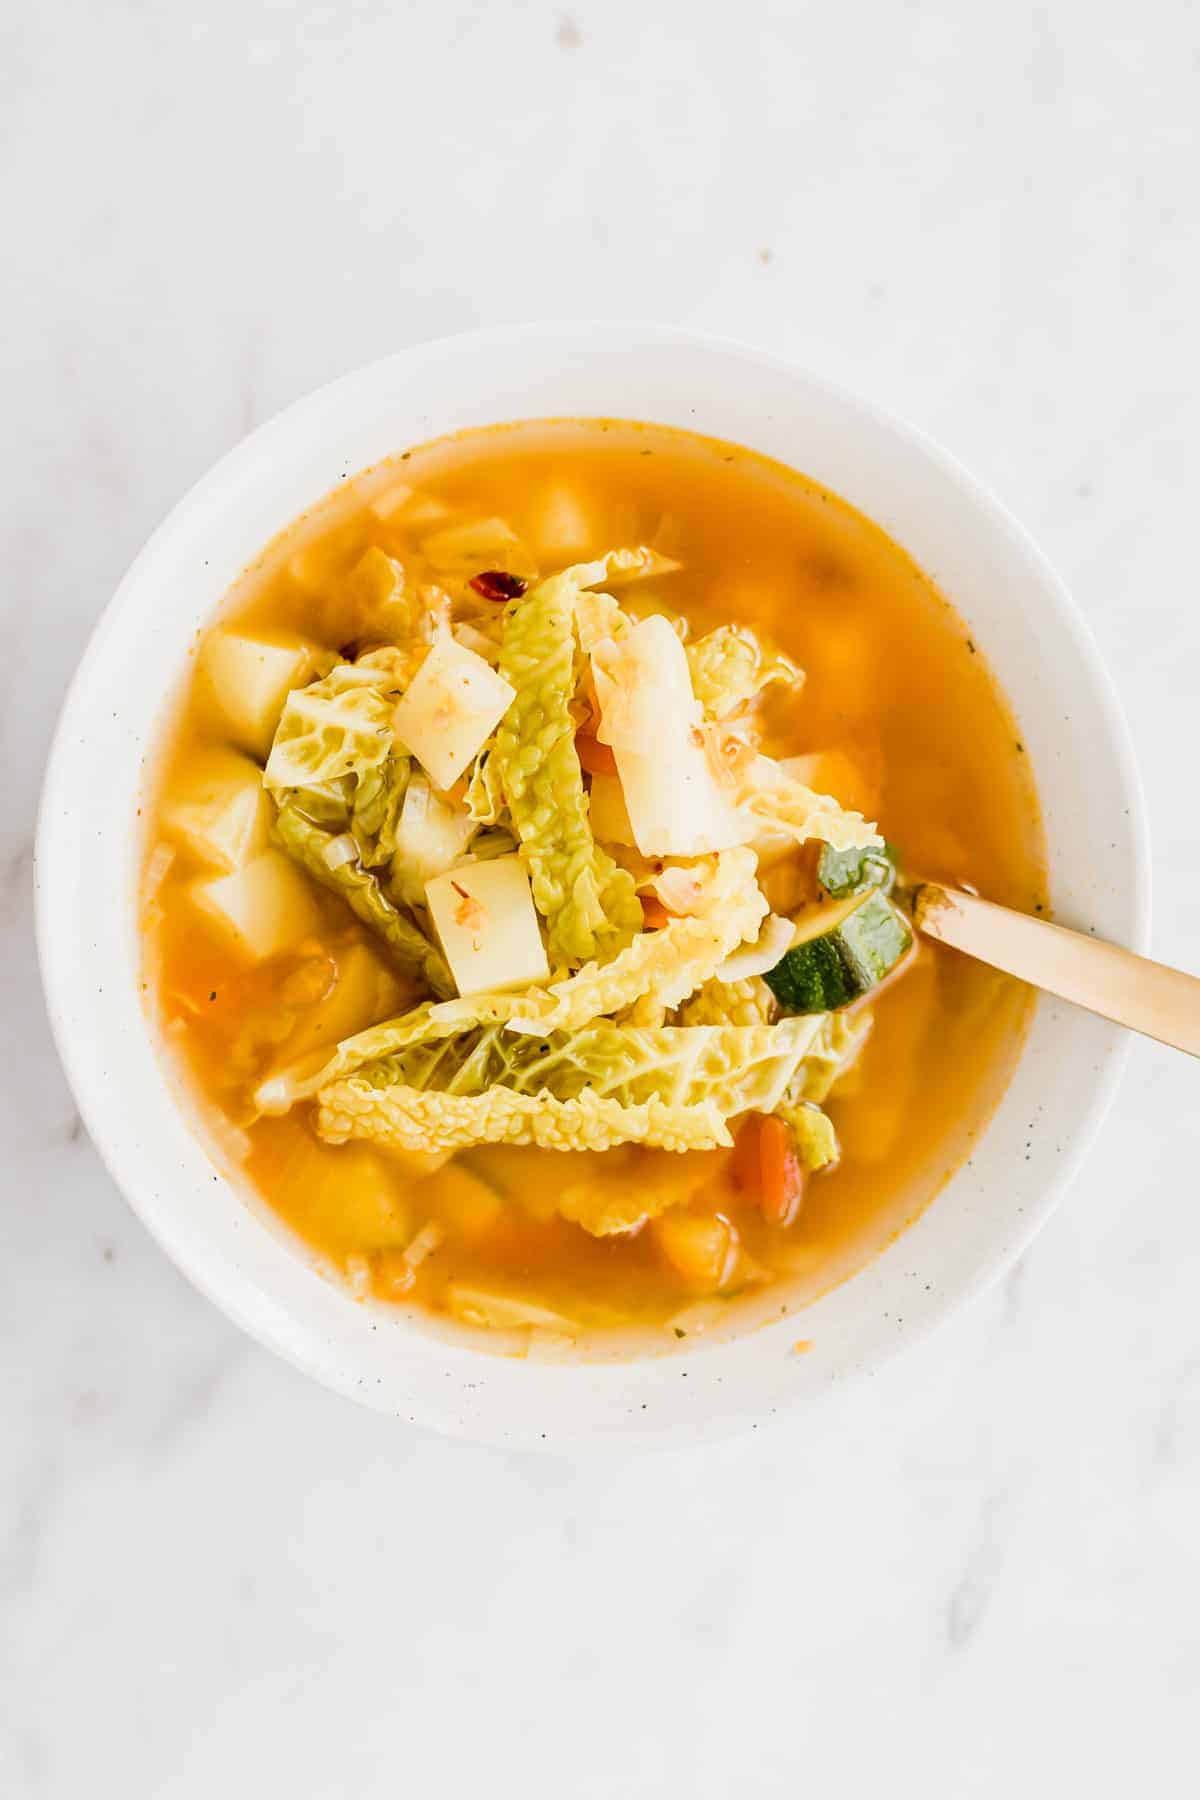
<box><xmin>316</xmin><ymin>1084</ymin><xmax>728</xmax><ymax>1173</ymax></box>
<box><xmin>494</xmin><ymin>564</ymin><xmax>643</xmax><ymax>965</ymax></box>
<box><xmin>264</xmin><ymin>661</ymin><xmax>402</xmax><ymax>792</ymax></box>
<box><xmin>686</xmin><ymin>624</ymin><xmax>804</xmax><ymax>719</ymax></box>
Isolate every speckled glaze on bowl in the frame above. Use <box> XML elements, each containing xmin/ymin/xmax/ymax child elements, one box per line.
<box><xmin>36</xmin><ymin>325</ymin><xmax>1149</xmax><ymax>1449</ymax></box>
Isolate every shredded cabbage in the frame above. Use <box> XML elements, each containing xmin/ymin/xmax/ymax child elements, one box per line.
<box><xmin>347</xmin><ymin>751</ymin><xmax>411</xmax><ymax>867</ymax></box>
<box><xmin>272</xmin><ymin>805</ymin><xmax>453</xmax><ymax>996</ymax></box>
<box><xmin>792</xmin><ymin>1007</ymin><xmax>874</xmax><ymax>1103</ymax></box>
<box><xmin>257</xmin><ymin>852</ymin><xmax>767</xmax><ymax>1110</ymax></box>
<box><xmin>338</xmin><ymin>548</ymin><xmax>434</xmax><ymax>646</ymax></box>
<box><xmin>342</xmin><ymin>1017</ymin><xmax>826</xmax><ymax>1115</ymax></box>
<box><xmin>495</xmin><ymin>565</ymin><xmax>642</xmax><ymax>964</ymax></box>
<box><xmin>447</xmin><ymin>845</ymin><xmax>766</xmax><ymax>1036</ymax></box>
<box><xmin>687</xmin><ymin>625</ymin><xmax>804</xmax><ymax>718</ymax></box>
<box><xmin>733</xmin><ymin>754</ymin><xmax>883</xmax><ymax>853</ymax></box>
<box><xmin>598</xmin><ymin>545</ymin><xmax>682</xmax><ymax>585</ymax></box>
<box><xmin>775</xmin><ymin>1101</ymin><xmax>840</xmax><ymax>1170</ymax></box>
<box><xmin>677</xmin><ymin>975</ymin><xmax>775</xmax><ymax>1027</ymax></box>
<box><xmin>464</xmin><ymin>743</ymin><xmax>507</xmax><ymax>825</ymax></box>
<box><xmin>317</xmin><ymin>1084</ymin><xmax>729</xmax><ymax>1167</ymax></box>
<box><xmin>264</xmin><ymin>662</ymin><xmax>401</xmax><ymax>791</ymax></box>
<box><xmin>574</xmin><ymin>589</ymin><xmax>631</xmax><ymax>653</ymax></box>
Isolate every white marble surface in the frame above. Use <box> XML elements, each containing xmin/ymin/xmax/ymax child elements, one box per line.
<box><xmin>4</xmin><ymin>2</ymin><xmax>1199</xmax><ymax>1793</ymax></box>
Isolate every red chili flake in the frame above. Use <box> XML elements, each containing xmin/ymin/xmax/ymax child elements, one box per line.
<box><xmin>469</xmin><ymin>570</ymin><xmax>527</xmax><ymax>602</ymax></box>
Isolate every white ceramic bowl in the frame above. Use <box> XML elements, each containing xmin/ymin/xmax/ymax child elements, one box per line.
<box><xmin>36</xmin><ymin>325</ymin><xmax>1148</xmax><ymax>1449</ymax></box>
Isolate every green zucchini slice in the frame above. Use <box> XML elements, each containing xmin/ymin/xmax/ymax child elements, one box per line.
<box><xmin>764</xmin><ymin>888</ymin><xmax>913</xmax><ymax>1015</ymax></box>
<box><xmin>817</xmin><ymin>839</ymin><xmax>897</xmax><ymax>899</ymax></box>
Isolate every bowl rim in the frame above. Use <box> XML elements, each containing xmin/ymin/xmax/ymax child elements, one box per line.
<box><xmin>35</xmin><ymin>322</ymin><xmax>1151</xmax><ymax>1446</ymax></box>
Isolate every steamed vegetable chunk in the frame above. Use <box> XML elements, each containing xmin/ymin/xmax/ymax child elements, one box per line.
<box><xmin>765</xmin><ymin>890</ymin><xmax>912</xmax><ymax>1014</ymax></box>
<box><xmin>189</xmin><ymin>849</ymin><xmax>322</xmax><ymax>961</ymax></box>
<box><xmin>199</xmin><ymin>631</ymin><xmax>326</xmax><ymax>757</ymax></box>
<box><xmin>264</xmin><ymin>662</ymin><xmax>398</xmax><ymax>791</ymax></box>
<box><xmin>392</xmin><ymin>635</ymin><xmax>516</xmax><ymax>790</ymax></box>
<box><xmin>146</xmin><ymin>418</ymin><xmax>1040</xmax><ymax>1341</ymax></box>
<box><xmin>272</xmin><ymin>941</ymin><xmax>403</xmax><ymax>1066</ymax></box>
<box><xmin>160</xmin><ymin>747</ymin><xmax>272</xmax><ymax>871</ymax></box>
<box><xmin>425</xmin><ymin>855</ymin><xmax>550</xmax><ymax>996</ymax></box>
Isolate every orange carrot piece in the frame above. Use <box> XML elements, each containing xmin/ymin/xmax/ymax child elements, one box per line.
<box><xmin>639</xmin><ymin>895</ymin><xmax>672</xmax><ymax>929</ymax></box>
<box><xmin>575</xmin><ymin>731</ymin><xmax>618</xmax><ymax>777</ymax></box>
<box><xmin>733</xmin><ymin>1114</ymin><xmax>803</xmax><ymax>1227</ymax></box>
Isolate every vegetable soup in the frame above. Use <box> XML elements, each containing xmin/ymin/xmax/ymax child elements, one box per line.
<box><xmin>142</xmin><ymin>419</ymin><xmax>1045</xmax><ymax>1350</ymax></box>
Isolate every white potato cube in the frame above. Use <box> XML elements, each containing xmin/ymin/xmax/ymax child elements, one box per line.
<box><xmin>189</xmin><ymin>849</ymin><xmax>322</xmax><ymax>962</ymax></box>
<box><xmin>160</xmin><ymin>747</ymin><xmax>272</xmax><ymax>872</ymax></box>
<box><xmin>392</xmin><ymin>636</ymin><xmax>515</xmax><ymax>791</ymax></box>
<box><xmin>526</xmin><ymin>481</ymin><xmax>594</xmax><ymax>562</ymax></box>
<box><xmin>425</xmin><ymin>854</ymin><xmax>548</xmax><ymax>996</ymax></box>
<box><xmin>390</xmin><ymin>773</ymin><xmax>477</xmax><ymax>905</ymax></box>
<box><xmin>199</xmin><ymin>630</ymin><xmax>325</xmax><ymax>758</ymax></box>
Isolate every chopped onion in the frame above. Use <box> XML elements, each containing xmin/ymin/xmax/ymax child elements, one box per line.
<box><xmin>714</xmin><ymin>913</ymin><xmax>795</xmax><ymax>982</ymax></box>
<box><xmin>141</xmin><ymin>842</ymin><xmax>176</xmax><ymax>905</ymax></box>
<box><xmin>403</xmin><ymin>1221</ymin><xmax>445</xmax><ymax>1271</ymax></box>
<box><xmin>345</xmin><ymin>1253</ymin><xmax>372</xmax><ymax>1300</ymax></box>
<box><xmin>321</xmin><ymin>832</ymin><xmax>360</xmax><ymax>871</ymax></box>
<box><xmin>453</xmin><ymin>621</ymin><xmax>502</xmax><ymax>664</ymax></box>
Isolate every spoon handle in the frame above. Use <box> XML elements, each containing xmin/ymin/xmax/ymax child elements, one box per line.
<box><xmin>914</xmin><ymin>884</ymin><xmax>1200</xmax><ymax>1059</ymax></box>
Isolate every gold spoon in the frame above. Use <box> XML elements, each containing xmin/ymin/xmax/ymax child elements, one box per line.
<box><xmin>913</xmin><ymin>884</ymin><xmax>1200</xmax><ymax>1059</ymax></box>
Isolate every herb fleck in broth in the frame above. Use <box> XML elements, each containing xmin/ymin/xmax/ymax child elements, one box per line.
<box><xmin>143</xmin><ymin>419</ymin><xmax>1045</xmax><ymax>1351</ymax></box>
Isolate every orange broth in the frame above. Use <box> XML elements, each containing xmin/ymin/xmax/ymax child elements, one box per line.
<box><xmin>143</xmin><ymin>419</ymin><xmax>1045</xmax><ymax>1348</ymax></box>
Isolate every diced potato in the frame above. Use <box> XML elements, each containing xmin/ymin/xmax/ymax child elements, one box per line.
<box><xmin>526</xmin><ymin>481</ymin><xmax>594</xmax><ymax>562</ymax></box>
<box><xmin>188</xmin><ymin>849</ymin><xmax>322</xmax><ymax>962</ymax></box>
<box><xmin>198</xmin><ymin>630</ymin><xmax>325</xmax><ymax>758</ymax></box>
<box><xmin>436</xmin><ymin>1164</ymin><xmax>505</xmax><ymax>1239</ymax></box>
<box><xmin>377</xmin><ymin>1143</ymin><xmax>455</xmax><ymax>1179</ymax></box>
<box><xmin>275</xmin><ymin>941</ymin><xmax>403</xmax><ymax>1065</ymax></box>
<box><xmin>392</xmin><ymin>635</ymin><xmax>516</xmax><ymax>790</ymax></box>
<box><xmin>274</xmin><ymin>1133</ymin><xmax>412</xmax><ymax>1252</ymax></box>
<box><xmin>160</xmin><ymin>747</ymin><xmax>272</xmax><ymax>872</ymax></box>
<box><xmin>425</xmin><ymin>854</ymin><xmax>549</xmax><ymax>996</ymax></box>
<box><xmin>390</xmin><ymin>773</ymin><xmax>477</xmax><ymax>905</ymax></box>
<box><xmin>341</xmin><ymin>545</ymin><xmax>404</xmax><ymax>611</ymax></box>
<box><xmin>653</xmin><ymin>1210</ymin><xmax>740</xmax><ymax>1289</ymax></box>
<box><xmin>286</xmin><ymin>538</ymin><xmax>331</xmax><ymax>594</ymax></box>
<box><xmin>443</xmin><ymin>1282</ymin><xmax>578</xmax><ymax>1332</ymax></box>
<box><xmin>587</xmin><ymin>771</ymin><xmax>636</xmax><ymax>846</ymax></box>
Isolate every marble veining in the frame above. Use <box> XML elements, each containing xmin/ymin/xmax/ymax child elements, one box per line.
<box><xmin>3</xmin><ymin>2</ymin><xmax>1199</xmax><ymax>1794</ymax></box>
